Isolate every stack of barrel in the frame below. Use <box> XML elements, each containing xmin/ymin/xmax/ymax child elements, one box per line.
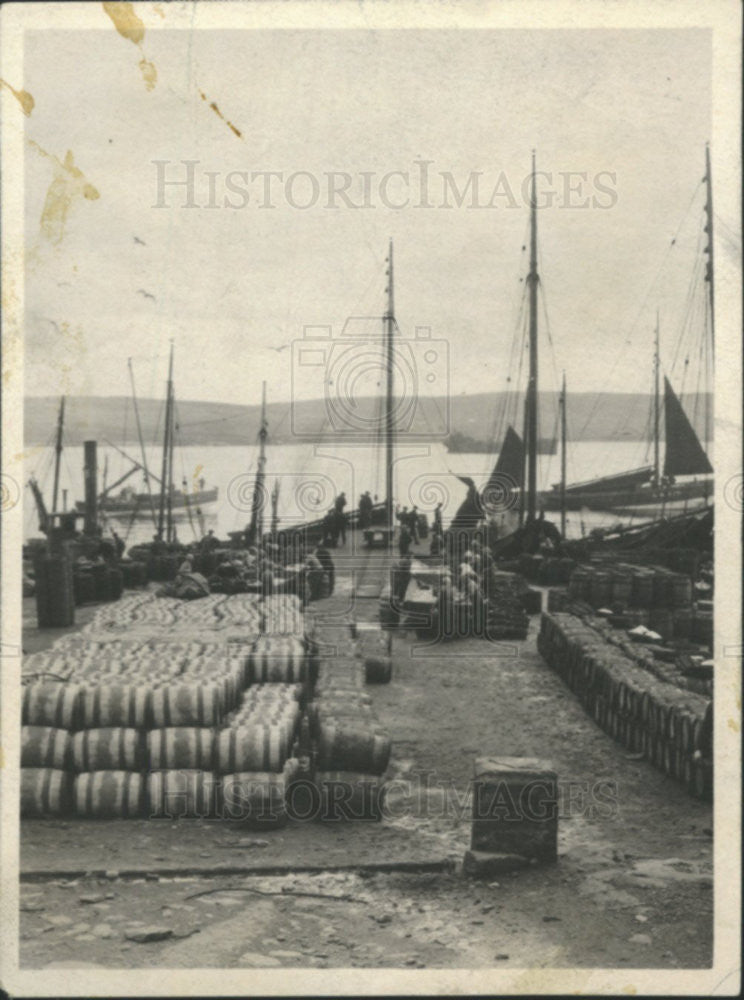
<box><xmin>566</xmin><ymin>562</ymin><xmax>710</xmax><ymax>648</ymax></box>
<box><xmin>537</xmin><ymin>612</ymin><xmax>712</xmax><ymax>800</ymax></box>
<box><xmin>304</xmin><ymin>623</ymin><xmax>391</xmax><ymax>820</ymax></box>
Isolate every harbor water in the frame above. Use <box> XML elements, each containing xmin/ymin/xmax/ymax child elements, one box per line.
<box><xmin>22</xmin><ymin>439</ymin><xmax>713</xmax><ymax>548</ymax></box>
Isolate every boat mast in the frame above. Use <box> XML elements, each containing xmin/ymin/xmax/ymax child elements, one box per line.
<box><xmin>526</xmin><ymin>151</ymin><xmax>539</xmax><ymax>522</ymax></box>
<box><xmin>257</xmin><ymin>380</ymin><xmax>268</xmax><ymax>544</ymax></box>
<box><xmin>128</xmin><ymin>357</ymin><xmax>158</xmax><ymax>527</ymax></box>
<box><xmin>703</xmin><ymin>143</ymin><xmax>715</xmax><ymax>348</ymax></box>
<box><xmin>51</xmin><ymin>395</ymin><xmax>65</xmax><ymax>517</ymax></box>
<box><xmin>166</xmin><ymin>371</ymin><xmax>175</xmax><ymax>543</ymax></box>
<box><xmin>559</xmin><ymin>371</ymin><xmax>567</xmax><ymax>538</ymax></box>
<box><xmin>653</xmin><ymin>311</ymin><xmax>660</xmax><ymax>487</ymax></box>
<box><xmin>156</xmin><ymin>342</ymin><xmax>174</xmax><ymax>542</ymax></box>
<box><xmin>384</xmin><ymin>238</ymin><xmax>395</xmax><ymax>541</ymax></box>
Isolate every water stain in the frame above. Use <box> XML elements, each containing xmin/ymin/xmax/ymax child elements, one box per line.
<box><xmin>139</xmin><ymin>58</ymin><xmax>157</xmax><ymax>92</ymax></box>
<box><xmin>199</xmin><ymin>90</ymin><xmax>242</xmax><ymax>139</ymax></box>
<box><xmin>35</xmin><ymin>148</ymin><xmax>100</xmax><ymax>246</ymax></box>
<box><xmin>102</xmin><ymin>1</ymin><xmax>157</xmax><ymax>91</ymax></box>
<box><xmin>0</xmin><ymin>78</ymin><xmax>35</xmax><ymax>116</ymax></box>
<box><xmin>102</xmin><ymin>1</ymin><xmax>145</xmax><ymax>45</ymax></box>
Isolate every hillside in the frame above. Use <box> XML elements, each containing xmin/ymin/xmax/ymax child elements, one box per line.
<box><xmin>24</xmin><ymin>391</ymin><xmax>712</xmax><ymax>448</ymax></box>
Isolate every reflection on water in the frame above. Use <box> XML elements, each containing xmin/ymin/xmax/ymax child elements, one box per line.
<box><xmin>23</xmin><ymin>440</ymin><xmax>712</xmax><ymax>547</ymax></box>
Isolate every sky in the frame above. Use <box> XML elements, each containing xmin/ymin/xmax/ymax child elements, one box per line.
<box><xmin>20</xmin><ymin>15</ymin><xmax>715</xmax><ymax>409</ymax></box>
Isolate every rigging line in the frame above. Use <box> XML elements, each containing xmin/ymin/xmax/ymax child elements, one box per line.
<box><xmin>575</xmin><ymin>179</ymin><xmax>706</xmax><ymax>440</ymax></box>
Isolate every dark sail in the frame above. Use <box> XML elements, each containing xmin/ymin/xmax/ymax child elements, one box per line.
<box><xmin>663</xmin><ymin>377</ymin><xmax>712</xmax><ymax>477</ymax></box>
<box><xmin>481</xmin><ymin>425</ymin><xmax>523</xmax><ymax>514</ymax></box>
<box><xmin>448</xmin><ymin>476</ymin><xmax>484</xmax><ymax>533</ymax></box>
<box><xmin>494</xmin><ymin>425</ymin><xmax>523</xmax><ymax>485</ymax></box>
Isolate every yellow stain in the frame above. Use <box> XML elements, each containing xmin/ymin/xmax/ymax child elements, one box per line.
<box><xmin>727</xmin><ymin>718</ymin><xmax>740</xmax><ymax>733</ymax></box>
<box><xmin>38</xmin><ymin>149</ymin><xmax>100</xmax><ymax>246</ymax></box>
<box><xmin>139</xmin><ymin>58</ymin><xmax>157</xmax><ymax>91</ymax></box>
<box><xmin>102</xmin><ymin>1</ymin><xmax>145</xmax><ymax>45</ymax></box>
<box><xmin>0</xmin><ymin>78</ymin><xmax>35</xmax><ymax>116</ymax></box>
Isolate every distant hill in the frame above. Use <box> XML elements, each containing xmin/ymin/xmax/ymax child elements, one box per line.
<box><xmin>24</xmin><ymin>391</ymin><xmax>712</xmax><ymax>449</ymax></box>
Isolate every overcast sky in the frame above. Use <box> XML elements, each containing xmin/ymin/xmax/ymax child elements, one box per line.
<box><xmin>22</xmin><ymin>18</ymin><xmax>714</xmax><ymax>408</ymax></box>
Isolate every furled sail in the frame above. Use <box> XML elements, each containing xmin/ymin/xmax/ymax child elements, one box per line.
<box><xmin>663</xmin><ymin>377</ymin><xmax>712</xmax><ymax>477</ymax></box>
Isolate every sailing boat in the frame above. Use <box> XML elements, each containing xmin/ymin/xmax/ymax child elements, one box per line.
<box><xmin>541</xmin><ymin>147</ymin><xmax>715</xmax><ymax>518</ymax></box>
<box><xmin>76</xmin><ymin>348</ymin><xmax>219</xmax><ymax>522</ymax></box>
<box><xmin>27</xmin><ymin>395</ymin><xmax>70</xmax><ymax>535</ymax></box>
<box><xmin>449</xmin><ymin>151</ymin><xmax>560</xmax><ymax>556</ymax></box>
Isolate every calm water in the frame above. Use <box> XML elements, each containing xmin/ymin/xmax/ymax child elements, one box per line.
<box><xmin>23</xmin><ymin>439</ymin><xmax>712</xmax><ymax>548</ymax></box>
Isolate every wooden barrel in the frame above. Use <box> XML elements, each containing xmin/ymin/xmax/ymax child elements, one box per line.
<box><xmin>314</xmin><ymin>771</ymin><xmax>386</xmax><ymax>821</ymax></box>
<box><xmin>150</xmin><ymin>685</ymin><xmax>222</xmax><ymax>727</ymax></box>
<box><xmin>316</xmin><ymin>722</ymin><xmax>391</xmax><ymax>775</ymax></box>
<box><xmin>80</xmin><ymin>685</ymin><xmax>151</xmax><ymax>729</ymax></box>
<box><xmin>21</xmin><ymin>767</ymin><xmax>73</xmax><ymax>817</ymax></box>
<box><xmin>147</xmin><ymin>728</ymin><xmax>215</xmax><ymax>770</ymax></box>
<box><xmin>72</xmin><ymin>728</ymin><xmax>146</xmax><ymax>771</ymax></box>
<box><xmin>364</xmin><ymin>655</ymin><xmax>392</xmax><ymax>685</ymax></box>
<box><xmin>670</xmin><ymin>574</ymin><xmax>692</xmax><ymax>607</ymax></box>
<box><xmin>691</xmin><ymin>760</ymin><xmax>712</xmax><ymax>801</ymax></box>
<box><xmin>21</xmin><ymin>726</ymin><xmax>72</xmax><ymax>769</ymax></box>
<box><xmin>148</xmin><ymin>769</ymin><xmax>217</xmax><ymax>818</ymax></box>
<box><xmin>630</xmin><ymin>572</ymin><xmax>653</xmax><ymax>608</ymax></box>
<box><xmin>23</xmin><ymin>683</ymin><xmax>82</xmax><ymax>729</ymax></box>
<box><xmin>248</xmin><ymin>637</ymin><xmax>307</xmax><ymax>684</ymax></box>
<box><xmin>215</xmin><ymin>724</ymin><xmax>289</xmax><ymax>773</ymax></box>
<box><xmin>220</xmin><ymin>769</ymin><xmax>293</xmax><ymax>825</ymax></box>
<box><xmin>610</xmin><ymin>574</ymin><xmax>632</xmax><ymax>605</ymax></box>
<box><xmin>74</xmin><ymin>770</ymin><xmax>145</xmax><ymax>818</ymax></box>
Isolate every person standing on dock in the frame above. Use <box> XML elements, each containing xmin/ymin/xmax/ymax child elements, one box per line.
<box><xmin>334</xmin><ymin>492</ymin><xmax>347</xmax><ymax>545</ymax></box>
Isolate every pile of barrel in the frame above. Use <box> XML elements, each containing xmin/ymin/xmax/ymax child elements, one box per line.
<box><xmin>567</xmin><ymin>562</ymin><xmax>712</xmax><ymax>646</ymax></box>
<box><xmin>20</xmin><ymin>592</ymin><xmax>304</xmax><ymax>821</ymax></box>
<box><xmin>515</xmin><ymin>553</ymin><xmax>578</xmax><ymax>586</ymax></box>
<box><xmin>537</xmin><ymin>612</ymin><xmax>712</xmax><ymax>799</ymax></box>
<box><xmin>301</xmin><ymin>622</ymin><xmax>392</xmax><ymax>820</ymax></box>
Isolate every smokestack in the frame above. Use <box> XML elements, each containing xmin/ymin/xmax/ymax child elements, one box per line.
<box><xmin>83</xmin><ymin>440</ymin><xmax>98</xmax><ymax>535</ymax></box>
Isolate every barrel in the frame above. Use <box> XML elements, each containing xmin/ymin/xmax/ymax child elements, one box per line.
<box><xmin>220</xmin><ymin>767</ymin><xmax>294</xmax><ymax>825</ymax></box>
<box><xmin>21</xmin><ymin>726</ymin><xmax>73</xmax><ymax>769</ymax></box>
<box><xmin>71</xmin><ymin>728</ymin><xmax>146</xmax><ymax>771</ymax></box>
<box><xmin>21</xmin><ymin>767</ymin><xmax>73</xmax><ymax>817</ymax></box>
<box><xmin>23</xmin><ymin>683</ymin><xmax>83</xmax><ymax>729</ymax></box>
<box><xmin>314</xmin><ymin>771</ymin><xmax>386</xmax><ymax>821</ymax></box>
<box><xmin>74</xmin><ymin>770</ymin><xmax>146</xmax><ymax>818</ymax></box>
<box><xmin>670</xmin><ymin>574</ymin><xmax>693</xmax><ymax>606</ymax></box>
<box><xmin>35</xmin><ymin>553</ymin><xmax>75</xmax><ymax>628</ymax></box>
<box><xmin>364</xmin><ymin>655</ymin><xmax>392</xmax><ymax>685</ymax></box>
<box><xmin>631</xmin><ymin>572</ymin><xmax>653</xmax><ymax>608</ymax></box>
<box><xmin>247</xmin><ymin>637</ymin><xmax>307</xmax><ymax>684</ymax></box>
<box><xmin>147</xmin><ymin>727</ymin><xmax>215</xmax><ymax>770</ymax></box>
<box><xmin>80</xmin><ymin>685</ymin><xmax>151</xmax><ymax>729</ymax></box>
<box><xmin>215</xmin><ymin>724</ymin><xmax>289</xmax><ymax>773</ymax></box>
<box><xmin>148</xmin><ymin>769</ymin><xmax>217</xmax><ymax>818</ymax></box>
<box><xmin>316</xmin><ymin>722</ymin><xmax>391</xmax><ymax>775</ymax></box>
<box><xmin>150</xmin><ymin>685</ymin><xmax>222</xmax><ymax>727</ymax></box>
<box><xmin>610</xmin><ymin>574</ymin><xmax>632</xmax><ymax>606</ymax></box>
<box><xmin>106</xmin><ymin>567</ymin><xmax>124</xmax><ymax>601</ymax></box>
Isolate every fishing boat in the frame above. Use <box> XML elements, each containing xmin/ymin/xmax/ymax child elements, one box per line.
<box><xmin>541</xmin><ymin>146</ymin><xmax>715</xmax><ymax>519</ymax></box>
<box><xmin>446</xmin><ymin>151</ymin><xmax>561</xmax><ymax>558</ymax></box>
<box><xmin>74</xmin><ymin>348</ymin><xmax>218</xmax><ymax>527</ymax></box>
